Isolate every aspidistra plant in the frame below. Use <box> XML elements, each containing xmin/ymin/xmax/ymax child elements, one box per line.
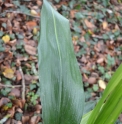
<box><xmin>38</xmin><ymin>0</ymin><xmax>84</xmax><ymax>124</ymax></box>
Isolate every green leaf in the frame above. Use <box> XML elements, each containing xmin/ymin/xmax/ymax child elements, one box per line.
<box><xmin>81</xmin><ymin>111</ymin><xmax>92</xmax><ymax>124</ymax></box>
<box><xmin>38</xmin><ymin>0</ymin><xmax>84</xmax><ymax>124</ymax></box>
<box><xmin>86</xmin><ymin>64</ymin><xmax>122</xmax><ymax>124</ymax></box>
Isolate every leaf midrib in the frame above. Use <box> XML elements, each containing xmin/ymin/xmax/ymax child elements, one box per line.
<box><xmin>51</xmin><ymin>6</ymin><xmax>62</xmax><ymax>123</ymax></box>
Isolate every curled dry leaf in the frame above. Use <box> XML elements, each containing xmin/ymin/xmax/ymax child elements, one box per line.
<box><xmin>24</xmin><ymin>45</ymin><xmax>37</xmax><ymax>55</ymax></box>
<box><xmin>3</xmin><ymin>68</ymin><xmax>14</xmax><ymax>79</ymax></box>
<box><xmin>2</xmin><ymin>35</ymin><xmax>10</xmax><ymax>43</ymax></box>
<box><xmin>98</xmin><ymin>79</ymin><xmax>106</xmax><ymax>89</ymax></box>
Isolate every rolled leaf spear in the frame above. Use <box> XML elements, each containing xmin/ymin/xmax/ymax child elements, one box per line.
<box><xmin>38</xmin><ymin>0</ymin><xmax>85</xmax><ymax>124</ymax></box>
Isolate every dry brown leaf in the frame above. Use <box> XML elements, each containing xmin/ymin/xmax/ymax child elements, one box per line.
<box><xmin>3</xmin><ymin>68</ymin><xmax>14</xmax><ymax>79</ymax></box>
<box><xmin>4</xmin><ymin>118</ymin><xmax>11</xmax><ymax>124</ymax></box>
<box><xmin>16</xmin><ymin>70</ymin><xmax>22</xmax><ymax>82</ymax></box>
<box><xmin>102</xmin><ymin>21</ymin><xmax>108</xmax><ymax>30</ymax></box>
<box><xmin>87</xmin><ymin>77</ymin><xmax>97</xmax><ymax>84</ymax></box>
<box><xmin>22</xmin><ymin>115</ymin><xmax>30</xmax><ymax>124</ymax></box>
<box><xmin>9</xmin><ymin>88</ymin><xmax>21</xmax><ymax>97</ymax></box>
<box><xmin>97</xmin><ymin>58</ymin><xmax>104</xmax><ymax>64</ymax></box>
<box><xmin>37</xmin><ymin>0</ymin><xmax>42</xmax><ymax>6</ymax></box>
<box><xmin>0</xmin><ymin>98</ymin><xmax>10</xmax><ymax>107</ymax></box>
<box><xmin>98</xmin><ymin>79</ymin><xmax>106</xmax><ymax>89</ymax></box>
<box><xmin>30</xmin><ymin>116</ymin><xmax>38</xmax><ymax>124</ymax></box>
<box><xmin>70</xmin><ymin>10</ymin><xmax>77</xmax><ymax>18</ymax></box>
<box><xmin>8</xmin><ymin>106</ymin><xmax>15</xmax><ymax>118</ymax></box>
<box><xmin>12</xmin><ymin>99</ymin><xmax>24</xmax><ymax>108</ymax></box>
<box><xmin>26</xmin><ymin>21</ymin><xmax>37</xmax><ymax>28</ymax></box>
<box><xmin>84</xmin><ymin>19</ymin><xmax>95</xmax><ymax>29</ymax></box>
<box><xmin>24</xmin><ymin>45</ymin><xmax>37</xmax><ymax>55</ymax></box>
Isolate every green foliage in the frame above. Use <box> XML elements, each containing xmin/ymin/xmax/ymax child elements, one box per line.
<box><xmin>27</xmin><ymin>92</ymin><xmax>39</xmax><ymax>105</ymax></box>
<box><xmin>107</xmin><ymin>54</ymin><xmax>115</xmax><ymax>67</ymax></box>
<box><xmin>81</xmin><ymin>64</ymin><xmax>122</xmax><ymax>124</ymax></box>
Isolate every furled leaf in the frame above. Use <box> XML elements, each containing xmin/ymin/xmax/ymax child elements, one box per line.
<box><xmin>38</xmin><ymin>0</ymin><xmax>84</xmax><ymax>124</ymax></box>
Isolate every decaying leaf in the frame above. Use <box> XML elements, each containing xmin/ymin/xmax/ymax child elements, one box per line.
<box><xmin>24</xmin><ymin>45</ymin><xmax>37</xmax><ymax>55</ymax></box>
<box><xmin>3</xmin><ymin>68</ymin><xmax>14</xmax><ymax>79</ymax></box>
<box><xmin>26</xmin><ymin>21</ymin><xmax>37</xmax><ymax>29</ymax></box>
<box><xmin>2</xmin><ymin>35</ymin><xmax>10</xmax><ymax>43</ymax></box>
<box><xmin>0</xmin><ymin>98</ymin><xmax>10</xmax><ymax>107</ymax></box>
<box><xmin>98</xmin><ymin>79</ymin><xmax>106</xmax><ymax>89</ymax></box>
<box><xmin>9</xmin><ymin>88</ymin><xmax>21</xmax><ymax>97</ymax></box>
<box><xmin>84</xmin><ymin>19</ymin><xmax>95</xmax><ymax>29</ymax></box>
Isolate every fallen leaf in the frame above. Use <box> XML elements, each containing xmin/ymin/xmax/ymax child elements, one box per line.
<box><xmin>70</xmin><ymin>10</ymin><xmax>77</xmax><ymax>18</ymax></box>
<box><xmin>3</xmin><ymin>68</ymin><xmax>14</xmax><ymax>79</ymax></box>
<box><xmin>16</xmin><ymin>70</ymin><xmax>22</xmax><ymax>82</ymax></box>
<box><xmin>33</xmin><ymin>27</ymin><xmax>38</xmax><ymax>35</ymax></box>
<box><xmin>98</xmin><ymin>79</ymin><xmax>106</xmax><ymax>89</ymax></box>
<box><xmin>102</xmin><ymin>21</ymin><xmax>108</xmax><ymax>30</ymax></box>
<box><xmin>2</xmin><ymin>35</ymin><xmax>10</xmax><ymax>43</ymax></box>
<box><xmin>26</xmin><ymin>21</ymin><xmax>37</xmax><ymax>29</ymax></box>
<box><xmin>37</xmin><ymin>0</ymin><xmax>42</xmax><ymax>6</ymax></box>
<box><xmin>8</xmin><ymin>106</ymin><xmax>15</xmax><ymax>117</ymax></box>
<box><xmin>31</xmin><ymin>10</ymin><xmax>38</xmax><ymax>16</ymax></box>
<box><xmin>30</xmin><ymin>116</ymin><xmax>38</xmax><ymax>124</ymax></box>
<box><xmin>9</xmin><ymin>88</ymin><xmax>21</xmax><ymax>97</ymax></box>
<box><xmin>84</xmin><ymin>19</ymin><xmax>95</xmax><ymax>29</ymax></box>
<box><xmin>0</xmin><ymin>97</ymin><xmax>10</xmax><ymax>107</ymax></box>
<box><xmin>22</xmin><ymin>115</ymin><xmax>30</xmax><ymax>124</ymax></box>
<box><xmin>24</xmin><ymin>45</ymin><xmax>37</xmax><ymax>55</ymax></box>
<box><xmin>87</xmin><ymin>77</ymin><xmax>97</xmax><ymax>84</ymax></box>
<box><xmin>97</xmin><ymin>58</ymin><xmax>104</xmax><ymax>64</ymax></box>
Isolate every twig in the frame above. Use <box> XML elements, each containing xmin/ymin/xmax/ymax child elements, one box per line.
<box><xmin>0</xmin><ymin>83</ymin><xmax>22</xmax><ymax>88</ymax></box>
<box><xmin>91</xmin><ymin>35</ymin><xmax>104</xmax><ymax>39</ymax></box>
<box><xmin>0</xmin><ymin>114</ymin><xmax>11</xmax><ymax>124</ymax></box>
<box><xmin>19</xmin><ymin>66</ymin><xmax>25</xmax><ymax>101</ymax></box>
<box><xmin>0</xmin><ymin>10</ymin><xmax>40</xmax><ymax>19</ymax></box>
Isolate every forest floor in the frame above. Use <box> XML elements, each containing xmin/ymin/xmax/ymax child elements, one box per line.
<box><xmin>0</xmin><ymin>0</ymin><xmax>122</xmax><ymax>123</ymax></box>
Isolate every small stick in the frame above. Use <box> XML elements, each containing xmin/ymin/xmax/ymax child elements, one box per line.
<box><xmin>0</xmin><ymin>114</ymin><xmax>11</xmax><ymax>124</ymax></box>
<box><xmin>0</xmin><ymin>10</ymin><xmax>40</xmax><ymax>19</ymax></box>
<box><xmin>0</xmin><ymin>83</ymin><xmax>22</xmax><ymax>88</ymax></box>
<box><xmin>19</xmin><ymin>66</ymin><xmax>25</xmax><ymax>101</ymax></box>
<box><xmin>91</xmin><ymin>35</ymin><xmax>104</xmax><ymax>39</ymax></box>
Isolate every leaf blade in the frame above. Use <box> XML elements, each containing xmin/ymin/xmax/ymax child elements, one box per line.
<box><xmin>38</xmin><ymin>0</ymin><xmax>84</xmax><ymax>124</ymax></box>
